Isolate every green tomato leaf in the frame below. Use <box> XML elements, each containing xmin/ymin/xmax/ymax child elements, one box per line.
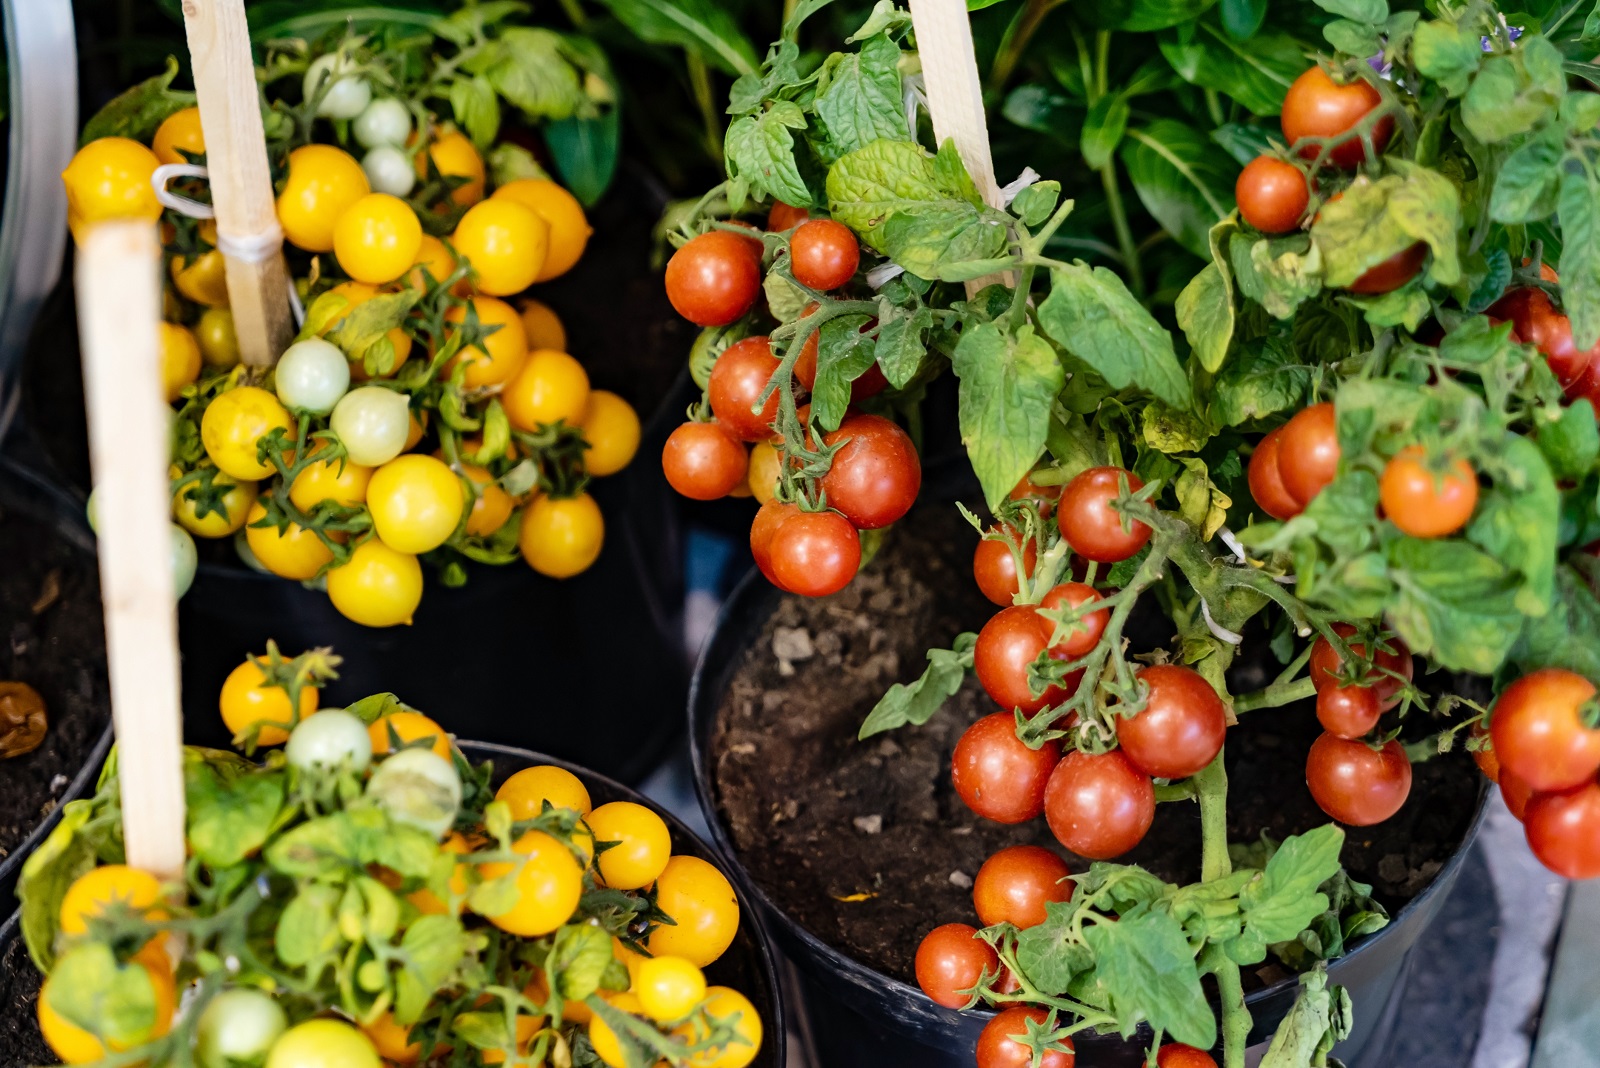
<box><xmin>1210</xmin><ymin>336</ymin><xmax>1309</xmax><ymax>426</ymax></box>
<box><xmin>1537</xmin><ymin>400</ymin><xmax>1600</xmax><ymax>482</ymax></box>
<box><xmin>1239</xmin><ymin>234</ymin><xmax>1323</xmax><ymax>319</ymax></box>
<box><xmin>874</xmin><ymin>303</ymin><xmax>934</xmax><ymax>388</ymax></box>
<box><xmin>1120</xmin><ymin>121</ymin><xmax>1236</xmax><ymax>259</ymax></box>
<box><xmin>1312</xmin><ymin>167</ymin><xmax>1459</xmax><ymax>290</ymax></box>
<box><xmin>1038</xmin><ymin>263</ymin><xmax>1193</xmax><ymax>408</ymax></box>
<box><xmin>1411</xmin><ymin>19</ymin><xmax>1483</xmax><ymax>97</ymax></box>
<box><xmin>1259</xmin><ymin>965</ymin><xmax>1353</xmax><ymax>1068</ymax></box>
<box><xmin>395</xmin><ymin>915</ymin><xmax>474</xmax><ymax>1025</ymax></box>
<box><xmin>813</xmin><ymin>34</ymin><xmax>911</xmax><ymax>164</ymax></box>
<box><xmin>1310</xmin><ymin>0</ymin><xmax>1387</xmax><ymax>23</ymax></box>
<box><xmin>881</xmin><ymin>203</ymin><xmax>1011</xmax><ymax>281</ymax></box>
<box><xmin>1082</xmin><ymin>907</ymin><xmax>1215</xmax><ymax>1050</ymax></box>
<box><xmin>464</xmin><ymin>28</ymin><xmax>586</xmax><ymax>121</ymax></box>
<box><xmin>185</xmin><ymin>758</ymin><xmax>285</xmax><ymax>869</ymax></box>
<box><xmin>1324</xmin><ymin>19</ymin><xmax>1381</xmax><ymax>56</ymax></box>
<box><xmin>594</xmin><ymin>0</ymin><xmax>758</xmax><ymax>76</ymax></box>
<box><xmin>1558</xmin><ymin>161</ymin><xmax>1600</xmax><ymax>350</ymax></box>
<box><xmin>1239</xmin><ymin>825</ymin><xmax>1343</xmax><ymax>945</ymax></box>
<box><xmin>1490</xmin><ymin>125</ymin><xmax>1565</xmax><ymax>224</ymax></box>
<box><xmin>827</xmin><ymin>139</ymin><xmax>994</xmax><ymax>256</ymax></box>
<box><xmin>551</xmin><ymin>923</ymin><xmax>615</xmax><ymax>1001</ymax></box>
<box><xmin>1385</xmin><ymin>537</ymin><xmax>1524</xmax><ymax>673</ymax></box>
<box><xmin>1347</xmin><ymin>281</ymin><xmax>1431</xmax><ymax>331</ymax></box>
<box><xmin>18</xmin><ymin>798</ymin><xmax>98</xmax><ymax>972</ymax></box>
<box><xmin>1143</xmin><ymin>403</ymin><xmax>1210</xmax><ymax>453</ymax></box>
<box><xmin>1015</xmin><ymin>901</ymin><xmax>1094</xmax><ymax>996</ymax></box>
<box><xmin>1176</xmin><ymin>262</ymin><xmax>1234</xmax><ymax>373</ymax></box>
<box><xmin>449</xmin><ymin>75</ymin><xmax>502</xmax><ymax>148</ymax></box>
<box><xmin>1467</xmin><ymin>434</ymin><xmax>1559</xmax><ymax>617</ymax></box>
<box><xmin>1116</xmin><ymin>0</ymin><xmax>1217</xmax><ymax>33</ymax></box>
<box><xmin>47</xmin><ymin>942</ymin><xmax>166</xmax><ymax>1048</ymax></box>
<box><xmin>952</xmin><ymin>322</ymin><xmax>1066</xmax><ymax>510</ymax></box>
<box><xmin>1012</xmin><ymin>181</ymin><xmax>1063</xmax><ymax>228</ymax></box>
<box><xmin>1512</xmin><ymin>566</ymin><xmax>1600</xmax><ymax>679</ymax></box>
<box><xmin>859</xmin><ymin>634</ymin><xmax>977</xmax><ymax>738</ymax></box>
<box><xmin>276</xmin><ymin>883</ymin><xmax>343</xmax><ymax>968</ymax></box>
<box><xmin>725</xmin><ymin>102</ymin><xmax>813</xmax><ymax>211</ymax></box>
<box><xmin>1461</xmin><ymin>37</ymin><xmax>1567</xmax><ymax>145</ymax></box>
<box><xmin>811</xmin><ymin>314</ymin><xmax>877</xmax><ymax>431</ymax></box>
<box><xmin>81</xmin><ymin>56</ymin><xmax>196</xmax><ymax>145</ymax></box>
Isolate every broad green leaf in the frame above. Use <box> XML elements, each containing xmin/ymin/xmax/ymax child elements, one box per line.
<box><xmin>952</xmin><ymin>323</ymin><xmax>1066</xmax><ymax>510</ymax></box>
<box><xmin>1259</xmin><ymin>966</ymin><xmax>1352</xmax><ymax>1068</ymax></box>
<box><xmin>1301</xmin><ymin>471</ymin><xmax>1381</xmax><ymax>558</ymax></box>
<box><xmin>545</xmin><ymin>107</ymin><xmax>620</xmax><ymax>207</ymax></box>
<box><xmin>1016</xmin><ymin>901</ymin><xmax>1094</xmax><ymax>995</ymax></box>
<box><xmin>859</xmin><ymin>635</ymin><xmax>977</xmax><ymax>738</ymax></box>
<box><xmin>811</xmin><ymin>314</ymin><xmax>877</xmax><ymax>431</ymax></box>
<box><xmin>1466</xmin><ymin>435</ymin><xmax>1559</xmax><ymax>616</ymax></box>
<box><xmin>1512</xmin><ymin>566</ymin><xmax>1600</xmax><ymax>680</ymax></box>
<box><xmin>1247</xmin><ymin>235</ymin><xmax>1324</xmax><ymax>318</ymax></box>
<box><xmin>1143</xmin><ymin>403</ymin><xmax>1210</xmax><ymax>453</ymax></box>
<box><xmin>1158</xmin><ymin>24</ymin><xmax>1302</xmax><ymax>116</ymax></box>
<box><xmin>267</xmin><ymin>811</ymin><xmax>362</xmax><ymax>878</ymax></box>
<box><xmin>1411</xmin><ymin>19</ymin><xmax>1482</xmax><ymax>97</ymax></box>
<box><xmin>18</xmin><ymin>798</ymin><xmax>98</xmax><ymax>971</ymax></box>
<box><xmin>1559</xmin><ymin>162</ymin><xmax>1600</xmax><ymax>350</ymax></box>
<box><xmin>874</xmin><ymin>303</ymin><xmax>934</xmax><ymax>388</ymax></box>
<box><xmin>1117</xmin><ymin>0</ymin><xmax>1217</xmax><ymax>33</ymax></box>
<box><xmin>1460</xmin><ymin>37</ymin><xmax>1566</xmax><ymax>144</ymax></box>
<box><xmin>1012</xmin><ymin>181</ymin><xmax>1063</xmax><ymax>227</ymax></box>
<box><xmin>1489</xmin><ymin>124</ymin><xmax>1565</xmax><ymax>224</ymax></box>
<box><xmin>1121</xmin><ymin>121</ymin><xmax>1236</xmax><ymax>258</ymax></box>
<box><xmin>1210</xmin><ymin>337</ymin><xmax>1308</xmax><ymax>425</ymax></box>
<box><xmin>1324</xmin><ymin>19</ymin><xmax>1381</xmax><ymax>55</ymax></box>
<box><xmin>1210</xmin><ymin>123</ymin><xmax>1275</xmax><ymax>166</ymax></box>
<box><xmin>1082</xmin><ymin>94</ymin><xmax>1131</xmax><ymax>170</ymax></box>
<box><xmin>596</xmin><ymin>0</ymin><xmax>758</xmax><ymax>76</ymax></box>
<box><xmin>186</xmin><ymin>759</ymin><xmax>285</xmax><ymax>868</ymax></box>
<box><xmin>847</xmin><ymin>0</ymin><xmax>912</xmax><ymax>40</ymax></box>
<box><xmin>827</xmin><ymin>139</ymin><xmax>953</xmax><ymax>251</ymax></box>
<box><xmin>1240</xmin><ymin>826</ymin><xmax>1344</xmax><ymax>944</ymax></box>
<box><xmin>81</xmin><ymin>56</ymin><xmax>196</xmax><ymax>145</ymax></box>
<box><xmin>1537</xmin><ymin>401</ymin><xmax>1600</xmax><ymax>482</ymax></box>
<box><xmin>1220</xmin><ymin>0</ymin><xmax>1267</xmax><ymax>39</ymax></box>
<box><xmin>1082</xmin><ymin>908</ymin><xmax>1215</xmax><ymax>1049</ymax></box>
<box><xmin>552</xmin><ymin>923</ymin><xmax>615</xmax><ymax>1000</ymax></box>
<box><xmin>813</xmin><ymin>34</ymin><xmax>910</xmax><ymax>164</ymax></box>
<box><xmin>725</xmin><ymin>102</ymin><xmax>813</xmax><ymax>210</ymax></box>
<box><xmin>465</xmin><ymin>28</ymin><xmax>585</xmax><ymax>121</ymax></box>
<box><xmin>1176</xmin><ymin>262</ymin><xmax>1234</xmax><ymax>372</ymax></box>
<box><xmin>47</xmin><ymin>943</ymin><xmax>166</xmax><ymax>1048</ymax></box>
<box><xmin>1349</xmin><ymin>282</ymin><xmax>1431</xmax><ymax>330</ymax></box>
<box><xmin>1038</xmin><ymin>264</ymin><xmax>1193</xmax><ymax>408</ymax></box>
<box><xmin>1385</xmin><ymin>538</ymin><xmax>1524</xmax><ymax>673</ymax></box>
<box><xmin>449</xmin><ymin>75</ymin><xmax>501</xmax><ymax>148</ymax></box>
<box><xmin>276</xmin><ymin>884</ymin><xmax>342</xmax><ymax>968</ymax></box>
<box><xmin>1311</xmin><ymin>0</ymin><xmax>1386</xmax><ymax>23</ymax></box>
<box><xmin>882</xmin><ymin>207</ymin><xmax>1010</xmax><ymax>281</ymax></box>
<box><xmin>1312</xmin><ymin>167</ymin><xmax>1460</xmax><ymax>289</ymax></box>
<box><xmin>395</xmin><ymin>915</ymin><xmax>473</xmax><ymax>1024</ymax></box>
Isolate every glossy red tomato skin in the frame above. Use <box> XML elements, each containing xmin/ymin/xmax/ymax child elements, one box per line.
<box><xmin>1117</xmin><ymin>664</ymin><xmax>1228</xmax><ymax>780</ymax></box>
<box><xmin>768</xmin><ymin>201</ymin><xmax>810</xmax><ymax>231</ymax></box>
<box><xmin>665</xmin><ymin>231</ymin><xmax>761</xmax><ymax>327</ymax></box>
<box><xmin>974</xmin><ymin>529</ymin><xmax>1037</xmax><ymax>607</ymax></box>
<box><xmin>789</xmin><ymin>219</ymin><xmax>860</xmax><ymax>291</ymax></box>
<box><xmin>1489</xmin><ymin>288</ymin><xmax>1599</xmax><ymax>391</ymax></box>
<box><xmin>1349</xmin><ymin>243</ymin><xmax>1427</xmax><ymax>294</ymax></box>
<box><xmin>1058</xmin><ymin>467</ymin><xmax>1151</xmax><ymax>563</ymax></box>
<box><xmin>976</xmin><ymin>1007</ymin><xmax>1076</xmax><ymax>1068</ymax></box>
<box><xmin>1249</xmin><ymin>428</ymin><xmax>1303</xmax><ymax>520</ymax></box>
<box><xmin>914</xmin><ymin>923</ymin><xmax>999</xmax><ymax>1009</ymax></box>
<box><xmin>1470</xmin><ymin>722</ymin><xmax>1500</xmax><ymax>783</ymax></box>
<box><xmin>952</xmin><ymin>713</ymin><xmax>1063</xmax><ymax>824</ymax></box>
<box><xmin>708</xmin><ymin>336</ymin><xmax>783</xmax><ymax>442</ymax></box>
<box><xmin>1489</xmin><ymin>668</ymin><xmax>1600</xmax><ymax>792</ymax></box>
<box><xmin>749</xmin><ymin>499</ymin><xmax>799</xmax><ymax>589</ymax></box>
<box><xmin>1236</xmin><ymin>156</ymin><xmax>1309</xmax><ymax>234</ymax></box>
<box><xmin>975</xmin><ymin>607</ymin><xmax>1076</xmax><ymax>715</ymax></box>
<box><xmin>1156</xmin><ymin>1044</ymin><xmax>1219</xmax><ymax>1068</ymax></box>
<box><xmin>662</xmin><ymin>422</ymin><xmax>747</xmax><ymax>500</ymax></box>
<box><xmin>1281</xmin><ymin>66</ymin><xmax>1391</xmax><ymax>168</ymax></box>
<box><xmin>1316</xmin><ymin>684</ymin><xmax>1382</xmax><ymax>740</ymax></box>
<box><xmin>1276</xmin><ymin>403</ymin><xmax>1340</xmax><ymax>507</ymax></box>
<box><xmin>1524</xmin><ymin>781</ymin><xmax>1600</xmax><ymax>879</ymax></box>
<box><xmin>769</xmin><ymin>510</ymin><xmax>860</xmax><ymax>597</ymax></box>
<box><xmin>972</xmin><ymin>845</ymin><xmax>1075</xmax><ymax>929</ymax></box>
<box><xmin>1501</xmin><ymin>770</ymin><xmax>1535</xmax><ymax>821</ymax></box>
<box><xmin>819</xmin><ymin>414</ymin><xmax>920</xmax><ymax>529</ymax></box>
<box><xmin>1309</xmin><ymin>623</ymin><xmax>1413</xmax><ymax>710</ymax></box>
<box><xmin>1044</xmin><ymin>750</ymin><xmax>1155</xmax><ymax>859</ymax></box>
<box><xmin>1011</xmin><ymin>473</ymin><xmax>1063</xmax><ymax>516</ymax></box>
<box><xmin>1379</xmin><ymin>446</ymin><xmax>1478</xmax><ymax>538</ymax></box>
<box><xmin>1305</xmin><ymin>733</ymin><xmax>1412</xmax><ymax>826</ymax></box>
<box><xmin>1038</xmin><ymin>582</ymin><xmax>1108</xmax><ymax>659</ymax></box>
<box><xmin>792</xmin><ymin>303</ymin><xmax>889</xmax><ymax>400</ymax></box>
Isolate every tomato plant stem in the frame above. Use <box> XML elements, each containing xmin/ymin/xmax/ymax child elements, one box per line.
<box><xmin>1195</xmin><ymin>755</ymin><xmax>1251</xmax><ymax>1067</ymax></box>
<box><xmin>687</xmin><ymin>52</ymin><xmax>722</xmax><ymax>164</ymax></box>
<box><xmin>1099</xmin><ymin>161</ymin><xmax>1145</xmax><ymax>299</ymax></box>
<box><xmin>1233</xmin><ymin>676</ymin><xmax>1318</xmax><ymax>713</ymax></box>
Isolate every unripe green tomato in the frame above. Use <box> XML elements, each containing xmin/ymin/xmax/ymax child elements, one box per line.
<box><xmin>285</xmin><ymin>708</ymin><xmax>372</xmax><ymax>773</ymax></box>
<box><xmin>195</xmin><ymin>988</ymin><xmax>287</xmax><ymax>1068</ymax></box>
<box><xmin>353</xmin><ymin>98</ymin><xmax>411</xmax><ymax>149</ymax></box>
<box><xmin>172</xmin><ymin>523</ymin><xmax>197</xmax><ymax>598</ymax></box>
<box><xmin>276</xmin><ymin>338</ymin><xmax>351</xmax><ymax>415</ymax></box>
<box><xmin>304</xmin><ymin>54</ymin><xmax>372</xmax><ymax>120</ymax></box>
<box><xmin>331</xmin><ymin>386</ymin><xmax>410</xmax><ymax>467</ymax></box>
<box><xmin>362</xmin><ymin>146</ymin><xmax>416</xmax><ymax>197</ymax></box>
<box><xmin>366</xmin><ymin>746</ymin><xmax>462</xmax><ymax>838</ymax></box>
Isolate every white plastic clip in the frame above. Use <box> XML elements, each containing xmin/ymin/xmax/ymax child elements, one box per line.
<box><xmin>152</xmin><ymin>163</ymin><xmax>215</xmax><ymax>219</ymax></box>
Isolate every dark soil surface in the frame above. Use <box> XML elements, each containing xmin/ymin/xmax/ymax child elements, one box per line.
<box><xmin>0</xmin><ymin>932</ymin><xmax>51</xmax><ymax>1066</ymax></box>
<box><xmin>711</xmin><ymin>505</ymin><xmax>1482</xmax><ymax>989</ymax></box>
<box><xmin>0</xmin><ymin>490</ymin><xmax>109</xmax><ymax>863</ymax></box>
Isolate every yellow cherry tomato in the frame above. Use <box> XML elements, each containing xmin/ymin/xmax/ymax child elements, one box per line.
<box><xmin>518</xmin><ymin>492</ymin><xmax>603</xmax><ymax>578</ymax></box>
<box><xmin>406</xmin><ymin>831</ymin><xmax>472</xmax><ymax>916</ymax></box>
<box><xmin>676</xmin><ymin>987</ymin><xmax>762</xmax><ymax>1068</ymax></box>
<box><xmin>479</xmin><ymin>830</ymin><xmax>583</xmax><ymax>936</ymax></box>
<box><xmin>363</xmin><ymin>1011</ymin><xmax>422</xmax><ymax>1064</ymax></box>
<box><xmin>459</xmin><ymin>463</ymin><xmax>515</xmax><ymax>536</ymax></box>
<box><xmin>278</xmin><ymin>144</ymin><xmax>371</xmax><ymax>252</ymax></box>
<box><xmin>587</xmin><ymin>992</ymin><xmax>644</xmax><ymax>1068</ymax></box>
<box><xmin>265</xmin><ymin>1020</ymin><xmax>381</xmax><ymax>1068</ymax></box>
<box><xmin>326</xmin><ymin>537</ymin><xmax>424</xmax><ymax>627</ymax></box>
<box><xmin>578</xmin><ymin>390</ymin><xmax>640</xmax><ymax>477</ymax></box>
<box><xmin>636</xmin><ymin>956</ymin><xmax>707</xmax><ymax>1023</ymax></box>
<box><xmin>418</xmin><ymin>130</ymin><xmax>485</xmax><ymax>206</ymax></box>
<box><xmin>61</xmin><ymin>137</ymin><xmax>161</xmax><ymax>227</ymax></box>
<box><xmin>408</xmin><ymin>233</ymin><xmax>459</xmax><ymax>292</ymax></box>
<box><xmin>745</xmin><ymin>441</ymin><xmax>782</xmax><ymax>504</ymax></box>
<box><xmin>334</xmin><ymin>192</ymin><xmax>424</xmax><ymax>284</ymax></box>
<box><xmin>171</xmin><ymin>246</ymin><xmax>231</xmax><ymax>307</ymax></box>
<box><xmin>492</xmin><ymin>179</ymin><xmax>592</xmax><ymax>281</ymax></box>
<box><xmin>502</xmin><ymin>350</ymin><xmax>590</xmax><ymax>431</ymax></box>
<box><xmin>324</xmin><ymin>280</ymin><xmax>413</xmax><ymax>372</ymax></box>
<box><xmin>495</xmin><ymin>764</ymin><xmax>592</xmax><ymax>819</ymax></box>
<box><xmin>368</xmin><ymin>709</ymin><xmax>452</xmax><ymax>760</ymax></box>
<box><xmin>220</xmin><ymin>656</ymin><xmax>319</xmax><ymax>746</ymax></box>
<box><xmin>202</xmin><ymin>386</ymin><xmax>293</xmax><ymax>481</ymax></box>
<box><xmin>243</xmin><ymin>500</ymin><xmax>336</xmax><ymax>581</ymax></box>
<box><xmin>611</xmin><ymin>936</ymin><xmax>649</xmax><ymax>988</ymax></box>
<box><xmin>59</xmin><ymin>864</ymin><xmax>164</xmax><ymax>937</ymax></box>
<box><xmin>160</xmin><ymin>322</ymin><xmax>202</xmax><ymax>402</ymax></box>
<box><xmin>151</xmin><ymin>106</ymin><xmax>205</xmax><ymax>165</ymax></box>
<box><xmin>452</xmin><ymin>198</ymin><xmax>548</xmax><ymax>296</ymax></box>
<box><xmin>586</xmin><ymin>801</ymin><xmax>671</xmax><ymax>890</ymax></box>
<box><xmin>195</xmin><ymin>307</ymin><xmax>241</xmax><ymax>367</ymax></box>
<box><xmin>517</xmin><ymin>298</ymin><xmax>566</xmax><ymax>352</ymax></box>
<box><xmin>367</xmin><ymin>454</ymin><xmax>465</xmax><ymax>554</ymax></box>
<box><xmin>290</xmin><ymin>458</ymin><xmax>373</xmax><ymax>511</ymax></box>
<box><xmin>445</xmin><ymin>295</ymin><xmax>528</xmax><ymax>389</ymax></box>
<box><xmin>38</xmin><ymin>957</ymin><xmax>176</xmax><ymax>1065</ymax></box>
<box><xmin>173</xmin><ymin>470</ymin><xmax>258</xmax><ymax>538</ymax></box>
<box><xmin>647</xmin><ymin>856</ymin><xmax>740</xmax><ymax>968</ymax></box>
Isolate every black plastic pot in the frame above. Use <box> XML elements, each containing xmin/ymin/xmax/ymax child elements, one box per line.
<box><xmin>0</xmin><ymin>738</ymin><xmax>787</xmax><ymax>1068</ymax></box>
<box><xmin>689</xmin><ymin>570</ymin><xmax>1490</xmax><ymax>1068</ymax></box>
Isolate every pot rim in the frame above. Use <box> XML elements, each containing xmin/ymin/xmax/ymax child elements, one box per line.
<box><xmin>688</xmin><ymin>565</ymin><xmax>1492</xmax><ymax>1029</ymax></box>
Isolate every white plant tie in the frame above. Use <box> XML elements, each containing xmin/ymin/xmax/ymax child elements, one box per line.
<box><xmin>152</xmin><ymin>163</ymin><xmax>215</xmax><ymax>219</ymax></box>
<box><xmin>903</xmin><ymin>72</ymin><xmax>927</xmax><ymax>139</ymax></box>
<box><xmin>1201</xmin><ymin>597</ymin><xmax>1244</xmax><ymax>646</ymax></box>
<box><xmin>215</xmin><ymin>223</ymin><xmax>286</xmax><ymax>264</ymax></box>
<box><xmin>287</xmin><ymin>279</ymin><xmax>306</xmax><ymax>328</ymax></box>
<box><xmin>867</xmin><ymin>262</ymin><xmax>906</xmax><ymax>289</ymax></box>
<box><xmin>1000</xmin><ymin>167</ymin><xmax>1041</xmax><ymax>207</ymax></box>
<box><xmin>1218</xmin><ymin>526</ymin><xmax>1248</xmax><ymax>564</ymax></box>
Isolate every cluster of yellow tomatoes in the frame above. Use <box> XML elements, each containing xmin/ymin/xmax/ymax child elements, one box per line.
<box><xmin>60</xmin><ymin>103</ymin><xmax>642</xmax><ymax>626</ymax></box>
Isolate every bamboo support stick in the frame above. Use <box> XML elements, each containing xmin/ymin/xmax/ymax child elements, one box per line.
<box><xmin>181</xmin><ymin>0</ymin><xmax>294</xmax><ymax>366</ymax></box>
<box><xmin>75</xmin><ymin>222</ymin><xmax>187</xmax><ymax>881</ymax></box>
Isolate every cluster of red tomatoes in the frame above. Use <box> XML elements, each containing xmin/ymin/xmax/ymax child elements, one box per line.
<box><xmin>1302</xmin><ymin>625</ymin><xmax>1416</xmax><ymax>826</ymax></box>
<box><xmin>1488</xmin><ymin>281</ymin><xmax>1600</xmax><ymax>413</ymax></box>
<box><xmin>1249</xmin><ymin>401</ymin><xmax>1481</xmax><ymax>539</ymax></box>
<box><xmin>1477</xmin><ymin>668</ymin><xmax>1600</xmax><ymax>879</ymax></box>
<box><xmin>1234</xmin><ymin>65</ymin><xmax>1427</xmax><ymax>295</ymax></box>
<box><xmin>659</xmin><ymin>206</ymin><xmax>924</xmax><ymax>597</ymax></box>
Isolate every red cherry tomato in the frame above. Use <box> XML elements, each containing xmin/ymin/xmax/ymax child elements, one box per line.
<box><xmin>1276</xmin><ymin>403</ymin><xmax>1340</xmax><ymax>507</ymax></box>
<box><xmin>1236</xmin><ymin>156</ymin><xmax>1309</xmax><ymax>234</ymax></box>
<box><xmin>1501</xmin><ymin>770</ymin><xmax>1535</xmax><ymax>821</ymax></box>
<box><xmin>973</xmin><ymin>528</ymin><xmax>1037</xmax><ymax>607</ymax></box>
<box><xmin>792</xmin><ymin>303</ymin><xmax>889</xmax><ymax>401</ymax></box>
<box><xmin>1044</xmin><ymin>750</ymin><xmax>1155</xmax><ymax>859</ymax></box>
<box><xmin>1058</xmin><ymin>467</ymin><xmax>1151</xmax><ymax>563</ymax></box>
<box><xmin>1490</xmin><ymin>668</ymin><xmax>1600</xmax><ymax>792</ymax></box>
<box><xmin>1524</xmin><ymin>781</ymin><xmax>1600</xmax><ymax>879</ymax></box>
<box><xmin>1379</xmin><ymin>446</ymin><xmax>1478</xmax><ymax>539</ymax></box>
<box><xmin>1117</xmin><ymin>664</ymin><xmax>1227</xmax><ymax>780</ymax></box>
<box><xmin>975</xmin><ymin>607</ymin><xmax>1078</xmax><ymax>715</ymax></box>
<box><xmin>972</xmin><ymin>845</ymin><xmax>1074</xmax><ymax>929</ymax></box>
<box><xmin>1305</xmin><ymin>733</ymin><xmax>1412</xmax><ymax>826</ymax></box>
<box><xmin>951</xmin><ymin>713</ymin><xmax>1062</xmax><ymax>824</ymax></box>
<box><xmin>664</xmin><ymin>231</ymin><xmax>761</xmax><ymax>327</ymax></box>
<box><xmin>1281</xmin><ymin>66</ymin><xmax>1391</xmax><ymax>168</ymax></box>
<box><xmin>788</xmin><ymin>219</ymin><xmax>860</xmax><ymax>291</ymax></box>
<box><xmin>662</xmin><ymin>422</ymin><xmax>747</xmax><ymax>500</ymax></box>
<box><xmin>1349</xmin><ymin>243</ymin><xmax>1426</xmax><ymax>294</ymax></box>
<box><xmin>749</xmin><ymin>499</ymin><xmax>799</xmax><ymax>590</ymax></box>
<box><xmin>708</xmin><ymin>336</ymin><xmax>783</xmax><ymax>442</ymax></box>
<box><xmin>1157</xmin><ymin>1044</ymin><xmax>1219</xmax><ymax>1068</ymax></box>
<box><xmin>1488</xmin><ymin>288</ymin><xmax>1599</xmax><ymax>389</ymax></box>
<box><xmin>1248</xmin><ymin>427</ymin><xmax>1303</xmax><ymax>520</ymax></box>
<box><xmin>768</xmin><ymin>201</ymin><xmax>811</xmax><ymax>231</ymax></box>
<box><xmin>914</xmin><ymin>923</ymin><xmax>998</xmax><ymax>1008</ymax></box>
<box><xmin>768</xmin><ymin>510</ymin><xmax>860</xmax><ymax>597</ymax></box>
<box><xmin>1038</xmin><ymin>582</ymin><xmax>1108</xmax><ymax>659</ymax></box>
<box><xmin>723</xmin><ymin>220</ymin><xmax>767</xmax><ymax>260</ymax></box>
<box><xmin>1316</xmin><ymin>685</ymin><xmax>1382</xmax><ymax>740</ymax></box>
<box><xmin>1010</xmin><ymin>472</ymin><xmax>1063</xmax><ymax>516</ymax></box>
<box><xmin>976</xmin><ymin>1006</ymin><xmax>1075</xmax><ymax>1068</ymax></box>
<box><xmin>1308</xmin><ymin>623</ymin><xmax>1413</xmax><ymax>710</ymax></box>
<box><xmin>819</xmin><ymin>414</ymin><xmax>921</xmax><ymax>529</ymax></box>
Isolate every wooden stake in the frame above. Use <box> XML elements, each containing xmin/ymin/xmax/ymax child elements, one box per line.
<box><xmin>75</xmin><ymin>222</ymin><xmax>187</xmax><ymax>881</ymax></box>
<box><xmin>181</xmin><ymin>0</ymin><xmax>294</xmax><ymax>366</ymax></box>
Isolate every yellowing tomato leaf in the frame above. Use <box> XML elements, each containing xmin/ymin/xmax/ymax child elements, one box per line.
<box><xmin>952</xmin><ymin>322</ymin><xmax>1066</xmax><ymax>510</ymax></box>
